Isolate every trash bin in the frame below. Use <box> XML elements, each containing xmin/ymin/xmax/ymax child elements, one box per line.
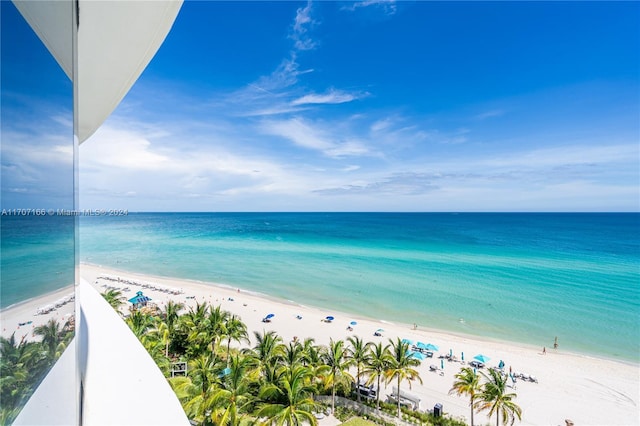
<box><xmin>433</xmin><ymin>403</ymin><xmax>442</xmax><ymax>418</ymax></box>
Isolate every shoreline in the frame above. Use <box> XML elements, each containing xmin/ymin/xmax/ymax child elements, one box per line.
<box><xmin>82</xmin><ymin>262</ymin><xmax>637</xmax><ymax>366</ymax></box>
<box><xmin>2</xmin><ymin>263</ymin><xmax>638</xmax><ymax>425</ymax></box>
<box><xmin>0</xmin><ymin>285</ymin><xmax>75</xmax><ymax>341</ymax></box>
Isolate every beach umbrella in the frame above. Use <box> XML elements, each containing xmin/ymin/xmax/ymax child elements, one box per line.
<box><xmin>461</xmin><ymin>352</ymin><xmax>464</xmax><ymax>361</ymax></box>
<box><xmin>416</xmin><ymin>342</ymin><xmax>427</xmax><ymax>350</ymax></box>
<box><xmin>449</xmin><ymin>348</ymin><xmax>453</xmax><ymax>357</ymax></box>
<box><xmin>325</xmin><ymin>316</ymin><xmax>334</xmax><ymax>321</ymax></box>
<box><xmin>474</xmin><ymin>354</ymin><xmax>490</xmax><ymax>363</ymax></box>
<box><xmin>401</xmin><ymin>338</ymin><xmax>414</xmax><ymax>346</ymax></box>
<box><xmin>376</xmin><ymin>328</ymin><xmax>384</xmax><ymax>332</ymax></box>
<box><xmin>408</xmin><ymin>351</ymin><xmax>425</xmax><ymax>360</ymax></box>
<box><xmin>350</xmin><ymin>321</ymin><xmax>358</xmax><ymax>326</ymax></box>
<box><xmin>498</xmin><ymin>359</ymin><xmax>505</xmax><ymax>369</ymax></box>
<box><xmin>425</xmin><ymin>343</ymin><xmax>439</xmax><ymax>351</ymax></box>
<box><xmin>440</xmin><ymin>359</ymin><xmax>444</xmax><ymax>369</ymax></box>
<box><xmin>266</xmin><ymin>313</ymin><xmax>275</xmax><ymax>319</ymax></box>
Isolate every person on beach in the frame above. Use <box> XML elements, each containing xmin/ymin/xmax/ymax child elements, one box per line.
<box><xmin>543</xmin><ymin>347</ymin><xmax>546</xmax><ymax>355</ymax></box>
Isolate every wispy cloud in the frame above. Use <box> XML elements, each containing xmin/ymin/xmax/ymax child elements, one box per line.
<box><xmin>315</xmin><ymin>172</ymin><xmax>439</xmax><ymax>195</ymax></box>
<box><xmin>474</xmin><ymin>109</ymin><xmax>505</xmax><ymax>120</ymax></box>
<box><xmin>260</xmin><ymin>117</ymin><xmax>373</xmax><ymax>158</ymax></box>
<box><xmin>341</xmin><ymin>0</ymin><xmax>397</xmax><ymax>15</ymax></box>
<box><xmin>291</xmin><ymin>89</ymin><xmax>368</xmax><ymax>106</ymax></box>
<box><xmin>290</xmin><ymin>1</ymin><xmax>317</xmax><ymax>51</ymax></box>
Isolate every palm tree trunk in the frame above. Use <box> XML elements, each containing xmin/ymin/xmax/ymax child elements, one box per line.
<box><xmin>470</xmin><ymin>400</ymin><xmax>474</xmax><ymax>426</ymax></box>
<box><xmin>396</xmin><ymin>376</ymin><xmax>401</xmax><ymax>418</ymax></box>
<box><xmin>376</xmin><ymin>376</ymin><xmax>381</xmax><ymax>410</ymax></box>
<box><xmin>356</xmin><ymin>367</ymin><xmax>361</xmax><ymax>403</ymax></box>
<box><xmin>332</xmin><ymin>384</ymin><xmax>336</xmax><ymax>414</ymax></box>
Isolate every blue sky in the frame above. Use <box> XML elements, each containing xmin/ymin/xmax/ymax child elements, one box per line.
<box><xmin>4</xmin><ymin>1</ymin><xmax>639</xmax><ymax>212</ymax></box>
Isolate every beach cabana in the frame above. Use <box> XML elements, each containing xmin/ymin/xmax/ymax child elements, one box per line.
<box><xmin>128</xmin><ymin>291</ymin><xmax>151</xmax><ymax>309</ymax></box>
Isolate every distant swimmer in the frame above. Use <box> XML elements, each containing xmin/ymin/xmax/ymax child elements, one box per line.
<box><xmin>459</xmin><ymin>318</ymin><xmax>465</xmax><ymax>323</ymax></box>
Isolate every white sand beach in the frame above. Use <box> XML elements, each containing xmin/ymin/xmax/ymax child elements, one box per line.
<box><xmin>1</xmin><ymin>285</ymin><xmax>75</xmax><ymax>342</ymax></box>
<box><xmin>2</xmin><ymin>264</ymin><xmax>638</xmax><ymax>425</ymax></box>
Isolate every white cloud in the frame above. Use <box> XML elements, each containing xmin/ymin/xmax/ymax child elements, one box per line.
<box><xmin>260</xmin><ymin>117</ymin><xmax>375</xmax><ymax>159</ymax></box>
<box><xmin>291</xmin><ymin>89</ymin><xmax>367</xmax><ymax>106</ymax></box>
<box><xmin>261</xmin><ymin>118</ymin><xmax>334</xmax><ymax>152</ymax></box>
<box><xmin>342</xmin><ymin>0</ymin><xmax>397</xmax><ymax>15</ymax></box>
<box><xmin>82</xmin><ymin>126</ymin><xmax>171</xmax><ymax>171</ymax></box>
<box><xmin>291</xmin><ymin>1</ymin><xmax>317</xmax><ymax>51</ymax></box>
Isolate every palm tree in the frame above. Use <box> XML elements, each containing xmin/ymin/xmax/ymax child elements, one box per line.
<box><xmin>364</xmin><ymin>341</ymin><xmax>391</xmax><ymax>410</ymax></box>
<box><xmin>0</xmin><ymin>333</ymin><xmax>50</xmax><ymax>424</ymax></box>
<box><xmin>250</xmin><ymin>330</ymin><xmax>284</xmax><ymax>371</ymax></box>
<box><xmin>255</xmin><ymin>365</ymin><xmax>320</xmax><ymax>426</ymax></box>
<box><xmin>101</xmin><ymin>288</ymin><xmax>125</xmax><ymax>311</ymax></box>
<box><xmin>206</xmin><ymin>305</ymin><xmax>230</xmax><ymax>355</ymax></box>
<box><xmin>475</xmin><ymin>368</ymin><xmax>522</xmax><ymax>426</ymax></box>
<box><xmin>281</xmin><ymin>340</ymin><xmax>306</xmax><ymax>370</ymax></box>
<box><xmin>209</xmin><ymin>354</ymin><xmax>254</xmax><ymax>426</ymax></box>
<box><xmin>162</xmin><ymin>300</ymin><xmax>185</xmax><ymax>329</ymax></box>
<box><xmin>160</xmin><ymin>300</ymin><xmax>185</xmax><ymax>355</ymax></box>
<box><xmin>384</xmin><ymin>338</ymin><xmax>422</xmax><ymax>418</ymax></box>
<box><xmin>33</xmin><ymin>318</ymin><xmax>65</xmax><ymax>359</ymax></box>
<box><xmin>346</xmin><ymin>335</ymin><xmax>371</xmax><ymax>403</ymax></box>
<box><xmin>179</xmin><ymin>302</ymin><xmax>211</xmax><ymax>357</ymax></box>
<box><xmin>449</xmin><ymin>367</ymin><xmax>481</xmax><ymax>426</ymax></box>
<box><xmin>321</xmin><ymin>339</ymin><xmax>354</xmax><ymax>415</ymax></box>
<box><xmin>126</xmin><ymin>310</ymin><xmax>155</xmax><ymax>338</ymax></box>
<box><xmin>224</xmin><ymin>315</ymin><xmax>249</xmax><ymax>362</ymax></box>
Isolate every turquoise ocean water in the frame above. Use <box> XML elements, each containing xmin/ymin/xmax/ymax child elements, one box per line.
<box><xmin>3</xmin><ymin>213</ymin><xmax>639</xmax><ymax>361</ymax></box>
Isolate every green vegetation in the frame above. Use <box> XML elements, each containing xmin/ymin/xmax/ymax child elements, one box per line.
<box><xmin>114</xmin><ymin>299</ymin><xmax>519</xmax><ymax>426</ymax></box>
<box><xmin>448</xmin><ymin>366</ymin><xmax>523</xmax><ymax>426</ymax></box>
<box><xmin>474</xmin><ymin>368</ymin><xmax>522</xmax><ymax>426</ymax></box>
<box><xmin>339</xmin><ymin>417</ymin><xmax>378</xmax><ymax>426</ymax></box>
<box><xmin>0</xmin><ymin>318</ymin><xmax>75</xmax><ymax>425</ymax></box>
<box><xmin>449</xmin><ymin>367</ymin><xmax>481</xmax><ymax>426</ymax></box>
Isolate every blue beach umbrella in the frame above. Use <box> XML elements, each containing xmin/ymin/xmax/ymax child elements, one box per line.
<box><xmin>440</xmin><ymin>359</ymin><xmax>444</xmax><ymax>369</ymax></box>
<box><xmin>498</xmin><ymin>360</ymin><xmax>505</xmax><ymax>369</ymax></box>
<box><xmin>350</xmin><ymin>321</ymin><xmax>358</xmax><ymax>326</ymax></box>
<box><xmin>376</xmin><ymin>328</ymin><xmax>384</xmax><ymax>332</ymax></box>
<box><xmin>425</xmin><ymin>343</ymin><xmax>439</xmax><ymax>351</ymax></box>
<box><xmin>266</xmin><ymin>313</ymin><xmax>275</xmax><ymax>319</ymax></box>
<box><xmin>461</xmin><ymin>352</ymin><xmax>465</xmax><ymax>361</ymax></box>
<box><xmin>416</xmin><ymin>342</ymin><xmax>427</xmax><ymax>350</ymax></box>
<box><xmin>408</xmin><ymin>351</ymin><xmax>425</xmax><ymax>360</ymax></box>
<box><xmin>474</xmin><ymin>354</ymin><xmax>490</xmax><ymax>363</ymax></box>
<box><xmin>325</xmin><ymin>316</ymin><xmax>334</xmax><ymax>321</ymax></box>
<box><xmin>402</xmin><ymin>338</ymin><xmax>414</xmax><ymax>346</ymax></box>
